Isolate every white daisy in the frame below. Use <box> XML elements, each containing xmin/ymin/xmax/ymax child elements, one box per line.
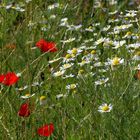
<box><xmin>56</xmin><ymin>94</ymin><xmax>67</xmax><ymax>99</ymax></box>
<box><xmin>107</xmin><ymin>57</ymin><xmax>124</xmax><ymax>66</ymax></box>
<box><xmin>48</xmin><ymin>3</ymin><xmax>59</xmax><ymax>10</ymax></box>
<box><xmin>53</xmin><ymin>70</ymin><xmax>65</xmax><ymax>77</ymax></box>
<box><xmin>67</xmin><ymin>48</ymin><xmax>83</xmax><ymax>56</ymax></box>
<box><xmin>66</xmin><ymin>84</ymin><xmax>77</xmax><ymax>90</ymax></box>
<box><xmin>16</xmin><ymin>85</ymin><xmax>28</xmax><ymax>91</ymax></box>
<box><xmin>113</xmin><ymin>40</ymin><xmax>126</xmax><ymax>49</ymax></box>
<box><xmin>98</xmin><ymin>103</ymin><xmax>113</xmax><ymax>113</ymax></box>
<box><xmin>78</xmin><ymin>60</ymin><xmax>90</xmax><ymax>66</ymax></box>
<box><xmin>20</xmin><ymin>93</ymin><xmax>35</xmax><ymax>99</ymax></box>
<box><xmin>62</xmin><ymin>74</ymin><xmax>75</xmax><ymax>79</ymax></box>
<box><xmin>40</xmin><ymin>96</ymin><xmax>47</xmax><ymax>105</ymax></box>
<box><xmin>94</xmin><ymin>37</ymin><xmax>105</xmax><ymax>45</ymax></box>
<box><xmin>60</xmin><ymin>63</ymin><xmax>73</xmax><ymax>70</ymax></box>
<box><xmin>127</xmin><ymin>43</ymin><xmax>140</xmax><ymax>49</ymax></box>
<box><xmin>95</xmin><ymin>78</ymin><xmax>109</xmax><ymax>86</ymax></box>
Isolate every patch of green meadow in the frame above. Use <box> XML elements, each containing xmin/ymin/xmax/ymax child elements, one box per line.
<box><xmin>0</xmin><ymin>0</ymin><xmax>140</xmax><ymax>139</ymax></box>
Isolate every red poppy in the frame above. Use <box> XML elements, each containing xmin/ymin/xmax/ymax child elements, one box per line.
<box><xmin>0</xmin><ymin>75</ymin><xmax>5</xmax><ymax>83</ymax></box>
<box><xmin>37</xmin><ymin>123</ymin><xmax>54</xmax><ymax>137</ymax></box>
<box><xmin>36</xmin><ymin>39</ymin><xmax>57</xmax><ymax>53</ymax></box>
<box><xmin>18</xmin><ymin>103</ymin><xmax>30</xmax><ymax>117</ymax></box>
<box><xmin>2</xmin><ymin>72</ymin><xmax>19</xmax><ymax>86</ymax></box>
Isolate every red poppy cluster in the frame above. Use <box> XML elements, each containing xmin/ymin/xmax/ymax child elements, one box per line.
<box><xmin>3</xmin><ymin>39</ymin><xmax>56</xmax><ymax>137</ymax></box>
<box><xmin>36</xmin><ymin>39</ymin><xmax>57</xmax><ymax>53</ymax></box>
<box><xmin>0</xmin><ymin>72</ymin><xmax>19</xmax><ymax>86</ymax></box>
<box><xmin>18</xmin><ymin>102</ymin><xmax>54</xmax><ymax>137</ymax></box>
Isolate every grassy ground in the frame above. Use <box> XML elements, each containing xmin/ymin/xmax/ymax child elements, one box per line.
<box><xmin>0</xmin><ymin>0</ymin><xmax>140</xmax><ymax>139</ymax></box>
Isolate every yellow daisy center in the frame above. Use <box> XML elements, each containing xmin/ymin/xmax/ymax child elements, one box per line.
<box><xmin>40</xmin><ymin>96</ymin><xmax>46</xmax><ymax>101</ymax></box>
<box><xmin>72</xmin><ymin>48</ymin><xmax>77</xmax><ymax>54</ymax></box>
<box><xmin>70</xmin><ymin>84</ymin><xmax>76</xmax><ymax>90</ymax></box>
<box><xmin>91</xmin><ymin>50</ymin><xmax>96</xmax><ymax>54</ymax></box>
<box><xmin>65</xmin><ymin>54</ymin><xmax>71</xmax><ymax>59</ymax></box>
<box><xmin>112</xmin><ymin>57</ymin><xmax>120</xmax><ymax>65</ymax></box>
<box><xmin>126</xmin><ymin>31</ymin><xmax>132</xmax><ymax>36</ymax></box>
<box><xmin>25</xmin><ymin>93</ymin><xmax>30</xmax><ymax>97</ymax></box>
<box><xmin>102</xmin><ymin>105</ymin><xmax>109</xmax><ymax>111</ymax></box>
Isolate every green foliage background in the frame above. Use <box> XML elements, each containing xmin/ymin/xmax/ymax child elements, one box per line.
<box><xmin>0</xmin><ymin>0</ymin><xmax>140</xmax><ymax>140</ymax></box>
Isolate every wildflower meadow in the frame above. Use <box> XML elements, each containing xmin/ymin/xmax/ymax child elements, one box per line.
<box><xmin>0</xmin><ymin>0</ymin><xmax>140</xmax><ymax>139</ymax></box>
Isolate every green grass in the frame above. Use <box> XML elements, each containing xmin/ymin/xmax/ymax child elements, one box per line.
<box><xmin>0</xmin><ymin>0</ymin><xmax>140</xmax><ymax>139</ymax></box>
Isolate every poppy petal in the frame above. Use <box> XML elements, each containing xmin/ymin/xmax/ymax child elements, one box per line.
<box><xmin>18</xmin><ymin>103</ymin><xmax>30</xmax><ymax>117</ymax></box>
<box><xmin>0</xmin><ymin>75</ymin><xmax>5</xmax><ymax>83</ymax></box>
<box><xmin>37</xmin><ymin>123</ymin><xmax>54</xmax><ymax>137</ymax></box>
<box><xmin>3</xmin><ymin>72</ymin><xmax>19</xmax><ymax>86</ymax></box>
<box><xmin>36</xmin><ymin>39</ymin><xmax>57</xmax><ymax>53</ymax></box>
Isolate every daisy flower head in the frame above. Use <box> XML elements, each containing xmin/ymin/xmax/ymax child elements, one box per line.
<box><xmin>63</xmin><ymin>53</ymin><xmax>75</xmax><ymax>63</ymax></box>
<box><xmin>78</xmin><ymin>59</ymin><xmax>90</xmax><ymax>67</ymax></box>
<box><xmin>113</xmin><ymin>40</ymin><xmax>126</xmax><ymax>49</ymax></box>
<box><xmin>95</xmin><ymin>77</ymin><xmax>109</xmax><ymax>86</ymax></box>
<box><xmin>98</xmin><ymin>103</ymin><xmax>113</xmax><ymax>113</ymax></box>
<box><xmin>102</xmin><ymin>25</ymin><xmax>111</xmax><ymax>32</ymax></box>
<box><xmin>16</xmin><ymin>85</ymin><xmax>28</xmax><ymax>91</ymax></box>
<box><xmin>123</xmin><ymin>31</ymin><xmax>132</xmax><ymax>39</ymax></box>
<box><xmin>125</xmin><ymin>10</ymin><xmax>137</xmax><ymax>18</ymax></box>
<box><xmin>103</xmin><ymin>39</ymin><xmax>113</xmax><ymax>48</ymax></box>
<box><xmin>20</xmin><ymin>93</ymin><xmax>35</xmax><ymax>99</ymax></box>
<box><xmin>85</xmin><ymin>25</ymin><xmax>95</xmax><ymax>32</ymax></box>
<box><xmin>67</xmin><ymin>48</ymin><xmax>82</xmax><ymax>56</ymax></box>
<box><xmin>67</xmin><ymin>24</ymin><xmax>82</xmax><ymax>31</ymax></box>
<box><xmin>107</xmin><ymin>57</ymin><xmax>124</xmax><ymax>66</ymax></box>
<box><xmin>48</xmin><ymin>3</ymin><xmax>59</xmax><ymax>10</ymax></box>
<box><xmin>56</xmin><ymin>94</ymin><xmax>67</xmax><ymax>99</ymax></box>
<box><xmin>66</xmin><ymin>83</ymin><xmax>77</xmax><ymax>90</ymax></box>
<box><xmin>66</xmin><ymin>84</ymin><xmax>78</xmax><ymax>94</ymax></box>
<box><xmin>60</xmin><ymin>63</ymin><xmax>73</xmax><ymax>70</ymax></box>
<box><xmin>62</xmin><ymin>74</ymin><xmax>75</xmax><ymax>79</ymax></box>
<box><xmin>133</xmin><ymin>51</ymin><xmax>140</xmax><ymax>61</ymax></box>
<box><xmin>60</xmin><ymin>18</ymin><xmax>68</xmax><ymax>27</ymax></box>
<box><xmin>94</xmin><ymin>37</ymin><xmax>105</xmax><ymax>45</ymax></box>
<box><xmin>40</xmin><ymin>96</ymin><xmax>47</xmax><ymax>105</ymax></box>
<box><xmin>53</xmin><ymin>70</ymin><xmax>65</xmax><ymax>77</ymax></box>
<box><xmin>114</xmin><ymin>24</ymin><xmax>133</xmax><ymax>33</ymax></box>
